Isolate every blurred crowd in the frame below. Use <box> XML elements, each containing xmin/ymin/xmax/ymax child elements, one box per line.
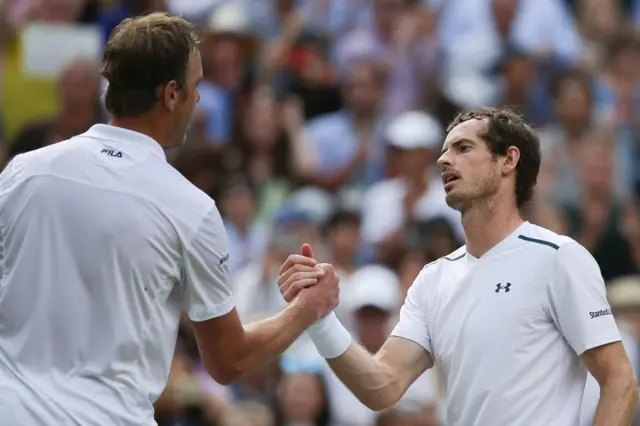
<box><xmin>1</xmin><ymin>0</ymin><xmax>640</xmax><ymax>425</ymax></box>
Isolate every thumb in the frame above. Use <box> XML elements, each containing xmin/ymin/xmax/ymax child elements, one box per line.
<box><xmin>300</xmin><ymin>243</ymin><xmax>315</xmax><ymax>259</ymax></box>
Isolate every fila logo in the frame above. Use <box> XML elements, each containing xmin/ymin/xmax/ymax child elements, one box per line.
<box><xmin>219</xmin><ymin>253</ymin><xmax>230</xmax><ymax>266</ymax></box>
<box><xmin>101</xmin><ymin>148</ymin><xmax>123</xmax><ymax>158</ymax></box>
<box><xmin>495</xmin><ymin>282</ymin><xmax>512</xmax><ymax>293</ymax></box>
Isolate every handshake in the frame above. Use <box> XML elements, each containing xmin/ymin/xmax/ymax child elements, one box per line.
<box><xmin>276</xmin><ymin>243</ymin><xmax>341</xmax><ymax>324</ymax></box>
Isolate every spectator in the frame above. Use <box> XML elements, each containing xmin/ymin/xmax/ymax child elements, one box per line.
<box><xmin>298</xmin><ymin>59</ymin><xmax>388</xmax><ymax>195</ymax></box>
<box><xmin>218</xmin><ymin>175</ymin><xmax>269</xmax><ymax>277</ymax></box>
<box><xmin>558</xmin><ymin>140</ymin><xmax>640</xmax><ymax>281</ymax></box>
<box><xmin>320</xmin><ymin>208</ymin><xmax>362</xmax><ymax>330</ymax></box>
<box><xmin>360</xmin><ymin>111</ymin><xmax>462</xmax><ymax>267</ymax></box>
<box><xmin>10</xmin><ymin>58</ymin><xmax>103</xmax><ymax>159</ymax></box>
<box><xmin>274</xmin><ymin>355</ymin><xmax>331</xmax><ymax>426</ymax></box>
<box><xmin>577</xmin><ymin>0</ymin><xmax>624</xmax><ymax>71</ymax></box>
<box><xmin>225</xmin><ymin>89</ymin><xmax>301</xmax><ymax>222</ymax></box>
<box><xmin>334</xmin><ymin>0</ymin><xmax>439</xmax><ymax>120</ymax></box>
<box><xmin>197</xmin><ymin>3</ymin><xmax>260</xmax><ymax>146</ymax></box>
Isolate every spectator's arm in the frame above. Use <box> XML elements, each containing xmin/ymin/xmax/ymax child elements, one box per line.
<box><xmin>281</xmin><ymin>96</ymin><xmax>319</xmax><ymax>178</ymax></box>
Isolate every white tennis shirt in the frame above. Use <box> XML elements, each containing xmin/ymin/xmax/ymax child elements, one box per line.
<box><xmin>0</xmin><ymin>124</ymin><xmax>234</xmax><ymax>426</ymax></box>
<box><xmin>391</xmin><ymin>221</ymin><xmax>621</xmax><ymax>426</ymax></box>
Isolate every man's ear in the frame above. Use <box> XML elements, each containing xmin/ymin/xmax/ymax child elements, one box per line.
<box><xmin>502</xmin><ymin>146</ymin><xmax>520</xmax><ymax>176</ymax></box>
<box><xmin>162</xmin><ymin>80</ymin><xmax>179</xmax><ymax>112</ymax></box>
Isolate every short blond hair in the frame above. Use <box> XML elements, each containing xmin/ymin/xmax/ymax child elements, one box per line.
<box><xmin>101</xmin><ymin>12</ymin><xmax>199</xmax><ymax>117</ymax></box>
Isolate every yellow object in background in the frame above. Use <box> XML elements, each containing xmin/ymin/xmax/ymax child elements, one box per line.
<box><xmin>2</xmin><ymin>35</ymin><xmax>59</xmax><ymax>143</ymax></box>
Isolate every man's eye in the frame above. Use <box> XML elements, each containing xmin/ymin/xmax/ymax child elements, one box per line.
<box><xmin>460</xmin><ymin>145</ymin><xmax>471</xmax><ymax>152</ymax></box>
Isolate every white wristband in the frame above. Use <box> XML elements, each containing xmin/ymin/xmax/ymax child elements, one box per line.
<box><xmin>306</xmin><ymin>312</ymin><xmax>352</xmax><ymax>359</ymax></box>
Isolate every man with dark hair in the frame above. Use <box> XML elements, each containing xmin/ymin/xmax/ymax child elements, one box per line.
<box><xmin>0</xmin><ymin>12</ymin><xmax>338</xmax><ymax>426</ymax></box>
<box><xmin>279</xmin><ymin>107</ymin><xmax>638</xmax><ymax>425</ymax></box>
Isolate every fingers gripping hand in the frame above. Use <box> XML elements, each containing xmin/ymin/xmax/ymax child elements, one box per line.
<box><xmin>301</xmin><ymin>263</ymin><xmax>340</xmax><ymax>319</ymax></box>
<box><xmin>279</xmin><ymin>263</ymin><xmax>326</xmax><ymax>302</ymax></box>
<box><xmin>277</xmin><ymin>244</ymin><xmax>325</xmax><ymax>302</ymax></box>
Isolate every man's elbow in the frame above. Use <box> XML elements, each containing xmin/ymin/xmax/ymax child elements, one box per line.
<box><xmin>601</xmin><ymin>366</ymin><xmax>639</xmax><ymax>402</ymax></box>
<box><xmin>365</xmin><ymin>397</ymin><xmax>397</xmax><ymax>412</ymax></box>
<box><xmin>203</xmin><ymin>360</ymin><xmax>244</xmax><ymax>386</ymax></box>
<box><xmin>360</xmin><ymin>386</ymin><xmax>403</xmax><ymax>412</ymax></box>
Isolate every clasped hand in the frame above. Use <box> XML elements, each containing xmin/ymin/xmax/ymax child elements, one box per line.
<box><xmin>276</xmin><ymin>243</ymin><xmax>340</xmax><ymax>321</ymax></box>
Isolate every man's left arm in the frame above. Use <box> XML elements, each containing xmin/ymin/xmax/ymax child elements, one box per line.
<box><xmin>583</xmin><ymin>341</ymin><xmax>638</xmax><ymax>425</ymax></box>
<box><xmin>547</xmin><ymin>242</ymin><xmax>638</xmax><ymax>426</ymax></box>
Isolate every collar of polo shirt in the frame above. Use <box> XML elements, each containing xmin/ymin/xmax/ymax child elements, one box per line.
<box><xmin>84</xmin><ymin>124</ymin><xmax>167</xmax><ymax>162</ymax></box>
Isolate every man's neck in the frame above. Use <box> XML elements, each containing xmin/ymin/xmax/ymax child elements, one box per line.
<box><xmin>109</xmin><ymin>117</ymin><xmax>169</xmax><ymax>148</ymax></box>
<box><xmin>461</xmin><ymin>195</ymin><xmax>524</xmax><ymax>258</ymax></box>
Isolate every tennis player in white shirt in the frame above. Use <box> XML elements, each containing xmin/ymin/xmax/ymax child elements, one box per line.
<box><xmin>279</xmin><ymin>108</ymin><xmax>638</xmax><ymax>425</ymax></box>
<box><xmin>0</xmin><ymin>13</ymin><xmax>339</xmax><ymax>426</ymax></box>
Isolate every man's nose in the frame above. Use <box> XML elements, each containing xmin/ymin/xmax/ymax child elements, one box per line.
<box><xmin>437</xmin><ymin>151</ymin><xmax>451</xmax><ymax>169</ymax></box>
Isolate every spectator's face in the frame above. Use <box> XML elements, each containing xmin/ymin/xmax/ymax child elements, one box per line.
<box><xmin>355</xmin><ymin>306</ymin><xmax>389</xmax><ymax>352</ymax></box>
<box><xmin>554</xmin><ymin>80</ymin><xmax>591</xmax><ymax>125</ymax></box>
<box><xmin>504</xmin><ymin>57</ymin><xmax>534</xmax><ymax>94</ymax></box>
<box><xmin>245</xmin><ymin>97</ymin><xmax>280</xmax><ymax>149</ymax></box>
<box><xmin>578</xmin><ymin>144</ymin><xmax>614</xmax><ymax>195</ymax></box>
<box><xmin>344</xmin><ymin>62</ymin><xmax>384</xmax><ymax>115</ymax></box>
<box><xmin>132</xmin><ymin>0</ymin><xmax>167</xmax><ymax>14</ymax></box>
<box><xmin>220</xmin><ymin>185</ymin><xmax>256</xmax><ymax>227</ymax></box>
<box><xmin>59</xmin><ymin>62</ymin><xmax>99</xmax><ymax>105</ymax></box>
<box><xmin>374</xmin><ymin>0</ymin><xmax>406</xmax><ymax>36</ymax></box>
<box><xmin>582</xmin><ymin>0</ymin><xmax>620</xmax><ymax>39</ymax></box>
<box><xmin>398</xmin><ymin>252</ymin><xmax>427</xmax><ymax>299</ymax></box>
<box><xmin>611</xmin><ymin>46</ymin><xmax>640</xmax><ymax>81</ymax></box>
<box><xmin>206</xmin><ymin>38</ymin><xmax>243</xmax><ymax>89</ymax></box>
<box><xmin>398</xmin><ymin>148</ymin><xmax>430</xmax><ymax>178</ymax></box>
<box><xmin>298</xmin><ymin>47</ymin><xmax>331</xmax><ymax>86</ymax></box>
<box><xmin>437</xmin><ymin>119</ymin><xmax>503</xmax><ymax>212</ymax></box>
<box><xmin>58</xmin><ymin>61</ymin><xmax>100</xmax><ymax>132</ymax></box>
<box><xmin>425</xmin><ymin>232</ymin><xmax>459</xmax><ymax>260</ymax></box>
<box><xmin>278</xmin><ymin>373</ymin><xmax>325</xmax><ymax>422</ymax></box>
<box><xmin>327</xmin><ymin>222</ymin><xmax>360</xmax><ymax>259</ymax></box>
<box><xmin>271</xmin><ymin>224</ymin><xmax>321</xmax><ymax>263</ymax></box>
<box><xmin>491</xmin><ymin>0</ymin><xmax>517</xmax><ymax>36</ymax></box>
<box><xmin>31</xmin><ymin>0</ymin><xmax>83</xmax><ymax>22</ymax></box>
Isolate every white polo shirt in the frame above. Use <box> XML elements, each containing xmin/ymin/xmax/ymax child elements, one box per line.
<box><xmin>391</xmin><ymin>221</ymin><xmax>621</xmax><ymax>426</ymax></box>
<box><xmin>0</xmin><ymin>124</ymin><xmax>234</xmax><ymax>426</ymax></box>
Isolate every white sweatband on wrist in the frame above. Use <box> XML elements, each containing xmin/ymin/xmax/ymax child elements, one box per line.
<box><xmin>307</xmin><ymin>312</ymin><xmax>352</xmax><ymax>359</ymax></box>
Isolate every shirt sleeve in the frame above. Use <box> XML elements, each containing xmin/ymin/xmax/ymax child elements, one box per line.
<box><xmin>390</xmin><ymin>269</ymin><xmax>433</xmax><ymax>355</ymax></box>
<box><xmin>547</xmin><ymin>242</ymin><xmax>621</xmax><ymax>356</ymax></box>
<box><xmin>182</xmin><ymin>206</ymin><xmax>235</xmax><ymax>322</ymax></box>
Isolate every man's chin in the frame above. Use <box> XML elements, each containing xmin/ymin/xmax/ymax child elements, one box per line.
<box><xmin>444</xmin><ymin>192</ymin><xmax>467</xmax><ymax>212</ymax></box>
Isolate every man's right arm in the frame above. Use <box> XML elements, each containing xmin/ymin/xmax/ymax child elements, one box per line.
<box><xmin>190</xmin><ymin>299</ymin><xmax>320</xmax><ymax>385</ymax></box>
<box><xmin>322</xmin><ymin>333</ymin><xmax>433</xmax><ymax>411</ymax></box>
<box><xmin>182</xmin><ymin>207</ymin><xmax>327</xmax><ymax>385</ymax></box>
<box><xmin>303</xmin><ymin>267</ymin><xmax>435</xmax><ymax>411</ymax></box>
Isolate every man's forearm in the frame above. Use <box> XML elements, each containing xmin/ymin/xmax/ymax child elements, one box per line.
<box><xmin>592</xmin><ymin>378</ymin><xmax>639</xmax><ymax>426</ymax></box>
<box><xmin>307</xmin><ymin>313</ymin><xmax>402</xmax><ymax>411</ymax></box>
<box><xmin>325</xmin><ymin>342</ymin><xmax>402</xmax><ymax>411</ymax></box>
<box><xmin>236</xmin><ymin>303</ymin><xmax>313</xmax><ymax>376</ymax></box>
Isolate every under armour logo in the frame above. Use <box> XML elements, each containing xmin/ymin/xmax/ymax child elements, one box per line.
<box><xmin>495</xmin><ymin>282</ymin><xmax>511</xmax><ymax>293</ymax></box>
